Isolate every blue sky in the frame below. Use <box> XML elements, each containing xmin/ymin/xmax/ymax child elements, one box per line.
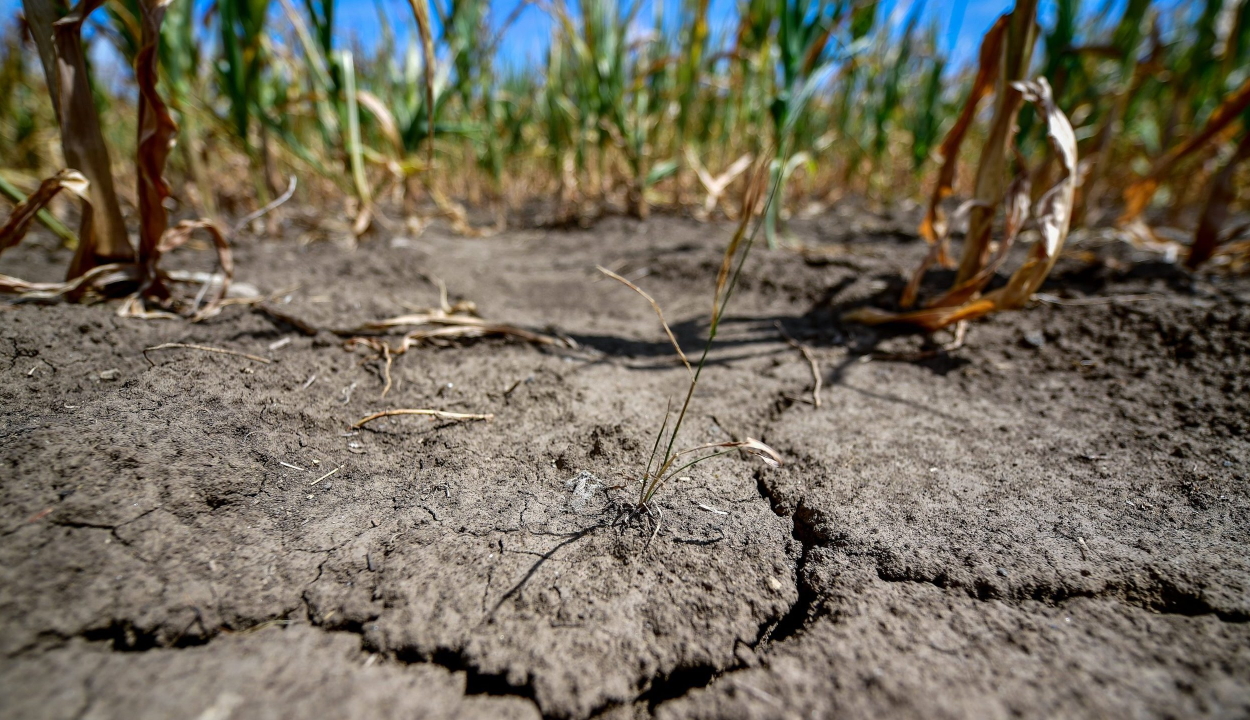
<box><xmin>1</xmin><ymin>0</ymin><xmax>1126</xmax><ymax>77</ymax></box>
<box><xmin>303</xmin><ymin>0</ymin><xmax>1019</xmax><ymax>68</ymax></box>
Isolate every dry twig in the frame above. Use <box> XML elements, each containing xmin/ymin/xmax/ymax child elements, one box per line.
<box><xmin>143</xmin><ymin>342</ymin><xmax>271</xmax><ymax>365</ymax></box>
<box><xmin>353</xmin><ymin>408</ymin><xmax>494</xmax><ymax>428</ymax></box>
<box><xmin>774</xmin><ymin>322</ymin><xmax>821</xmax><ymax>408</ymax></box>
<box><xmin>379</xmin><ymin>343</ymin><xmax>393</xmax><ymax>398</ymax></box>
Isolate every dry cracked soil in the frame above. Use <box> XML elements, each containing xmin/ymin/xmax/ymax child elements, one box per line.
<box><xmin>1</xmin><ymin>206</ymin><xmax>1248</xmax><ymax>719</ymax></box>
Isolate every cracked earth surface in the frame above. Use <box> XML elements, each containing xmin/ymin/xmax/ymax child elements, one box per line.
<box><xmin>2</xmin><ymin>210</ymin><xmax>1248</xmax><ymax>719</ymax></box>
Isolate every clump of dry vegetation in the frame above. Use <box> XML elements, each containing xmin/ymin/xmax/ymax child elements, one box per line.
<box><xmin>845</xmin><ymin>2</ymin><xmax>1080</xmax><ymax>330</ymax></box>
<box><xmin>3</xmin><ymin>0</ymin><xmax>231</xmax><ymax>319</ymax></box>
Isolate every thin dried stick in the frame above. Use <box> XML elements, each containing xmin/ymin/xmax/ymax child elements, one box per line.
<box><xmin>353</xmin><ymin>408</ymin><xmax>494</xmax><ymax>428</ymax></box>
<box><xmin>143</xmin><ymin>343</ymin><xmax>271</xmax><ymax>366</ymax></box>
<box><xmin>597</xmin><ymin>265</ymin><xmax>692</xmax><ymax>376</ymax></box>
<box><xmin>217</xmin><ymin>284</ymin><xmax>301</xmax><ymax>308</ymax></box>
<box><xmin>1033</xmin><ymin>293</ymin><xmax>1157</xmax><ymax>306</ymax></box>
<box><xmin>774</xmin><ymin>322</ymin><xmax>821</xmax><ymax>408</ymax></box>
<box><xmin>310</xmin><ymin>465</ymin><xmax>342</xmax><ymax>485</ymax></box>
<box><xmin>379</xmin><ymin>343</ymin><xmax>393</xmax><ymax>398</ymax></box>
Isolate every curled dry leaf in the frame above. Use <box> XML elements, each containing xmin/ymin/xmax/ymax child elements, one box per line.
<box><xmin>135</xmin><ymin>0</ymin><xmax>177</xmax><ymax>270</ymax></box>
<box><xmin>128</xmin><ymin>0</ymin><xmax>236</xmax><ymax>321</ymax></box>
<box><xmin>844</xmin><ymin>77</ymin><xmax>1077</xmax><ymax>332</ymax></box>
<box><xmin>730</xmin><ymin>438</ymin><xmax>782</xmax><ymax>467</ymax></box>
<box><xmin>0</xmin><ymin>170</ymin><xmax>90</xmax><ymax>258</ymax></box>
<box><xmin>673</xmin><ymin>438</ymin><xmax>782</xmax><ymax>468</ymax></box>
<box><xmin>0</xmin><ymin>170</ymin><xmax>142</xmax><ymax>302</ymax></box>
<box><xmin>955</xmin><ymin>4</ymin><xmax>1038</xmax><ymax>286</ymax></box>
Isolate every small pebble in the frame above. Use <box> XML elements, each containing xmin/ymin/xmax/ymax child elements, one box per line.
<box><xmin>99</xmin><ymin>368</ymin><xmax>120</xmax><ymax>381</ymax></box>
<box><xmin>997</xmin><ymin>568</ymin><xmax>1009</xmax><ymax>578</ymax></box>
<box><xmin>1024</xmin><ymin>331</ymin><xmax>1045</xmax><ymax>348</ymax></box>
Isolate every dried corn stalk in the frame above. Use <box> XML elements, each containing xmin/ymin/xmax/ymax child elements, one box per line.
<box><xmin>134</xmin><ymin>0</ymin><xmax>177</xmax><ymax>283</ymax></box>
<box><xmin>0</xmin><ymin>170</ymin><xmax>89</xmax><ymax>255</ymax></box>
<box><xmin>956</xmin><ymin>1</ymin><xmax>1039</xmax><ymax>287</ymax></box>
<box><xmin>1118</xmin><ymin>76</ymin><xmax>1250</xmax><ymax>228</ymax></box>
<box><xmin>405</xmin><ymin>0</ymin><xmax>437</xmax><ymax>167</ymax></box>
<box><xmin>22</xmin><ymin>0</ymin><xmax>132</xmax><ymax>270</ymax></box>
<box><xmin>844</xmin><ymin>77</ymin><xmax>1077</xmax><ymax>332</ymax></box>
<box><xmin>1186</xmin><ymin>130</ymin><xmax>1250</xmax><ymax>269</ymax></box>
<box><xmin>904</xmin><ymin>9</ymin><xmax>1024</xmax><ymax>309</ymax></box>
<box><xmin>915</xmin><ymin>14</ymin><xmax>1009</xmax><ymax>260</ymax></box>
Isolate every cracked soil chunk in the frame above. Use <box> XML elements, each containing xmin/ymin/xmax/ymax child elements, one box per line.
<box><xmin>0</xmin><ymin>625</ymin><xmax>540</xmax><ymax>720</ymax></box>
<box><xmin>657</xmin><ymin>561</ymin><xmax>1250</xmax><ymax>720</ymax></box>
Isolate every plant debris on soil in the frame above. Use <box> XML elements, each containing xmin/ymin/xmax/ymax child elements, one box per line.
<box><xmin>1</xmin><ymin>209</ymin><xmax>1248</xmax><ymax>719</ymax></box>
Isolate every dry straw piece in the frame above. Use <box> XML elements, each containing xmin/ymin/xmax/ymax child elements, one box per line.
<box><xmin>597</xmin><ymin>265</ymin><xmax>692</xmax><ymax>376</ymax></box>
<box><xmin>775</xmin><ymin>321</ymin><xmax>822</xmax><ymax>408</ymax></box>
<box><xmin>143</xmin><ymin>343</ymin><xmax>272</xmax><ymax>365</ymax></box>
<box><xmin>353</xmin><ymin>409</ymin><xmax>495</xmax><ymax>428</ymax></box>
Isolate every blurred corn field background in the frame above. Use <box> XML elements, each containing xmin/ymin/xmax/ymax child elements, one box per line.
<box><xmin>1</xmin><ymin>0</ymin><xmax>1249</xmax><ymax>261</ymax></box>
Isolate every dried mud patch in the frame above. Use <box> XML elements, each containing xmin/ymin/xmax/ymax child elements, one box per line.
<box><xmin>2</xmin><ymin>213</ymin><xmax>1249</xmax><ymax>718</ymax></box>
